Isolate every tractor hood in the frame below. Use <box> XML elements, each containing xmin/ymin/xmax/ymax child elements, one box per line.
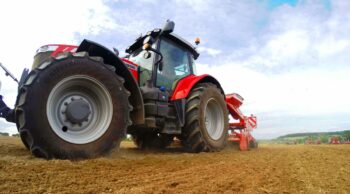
<box><xmin>32</xmin><ymin>44</ymin><xmax>78</xmax><ymax>69</ymax></box>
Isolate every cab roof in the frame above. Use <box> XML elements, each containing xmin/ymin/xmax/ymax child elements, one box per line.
<box><xmin>125</xmin><ymin>29</ymin><xmax>200</xmax><ymax>60</ymax></box>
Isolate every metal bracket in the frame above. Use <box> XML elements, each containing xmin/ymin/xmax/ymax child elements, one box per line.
<box><xmin>0</xmin><ymin>62</ymin><xmax>19</xmax><ymax>83</ymax></box>
<box><xmin>0</xmin><ymin>95</ymin><xmax>14</xmax><ymax>122</ymax></box>
<box><xmin>18</xmin><ymin>68</ymin><xmax>29</xmax><ymax>90</ymax></box>
<box><xmin>0</xmin><ymin>63</ymin><xmax>29</xmax><ymax>123</ymax></box>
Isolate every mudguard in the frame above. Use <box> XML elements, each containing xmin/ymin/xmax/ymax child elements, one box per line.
<box><xmin>77</xmin><ymin>40</ymin><xmax>144</xmax><ymax>125</ymax></box>
<box><xmin>171</xmin><ymin>74</ymin><xmax>224</xmax><ymax>101</ymax></box>
<box><xmin>170</xmin><ymin>74</ymin><xmax>224</xmax><ymax>126</ymax></box>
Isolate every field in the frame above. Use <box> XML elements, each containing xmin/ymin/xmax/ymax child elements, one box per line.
<box><xmin>0</xmin><ymin>137</ymin><xmax>349</xmax><ymax>194</ymax></box>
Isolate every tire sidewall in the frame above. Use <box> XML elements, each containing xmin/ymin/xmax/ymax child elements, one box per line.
<box><xmin>21</xmin><ymin>56</ymin><xmax>129</xmax><ymax>158</ymax></box>
<box><xmin>198</xmin><ymin>85</ymin><xmax>228</xmax><ymax>149</ymax></box>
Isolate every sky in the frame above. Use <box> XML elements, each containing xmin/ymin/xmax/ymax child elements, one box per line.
<box><xmin>0</xmin><ymin>0</ymin><xmax>349</xmax><ymax>139</ymax></box>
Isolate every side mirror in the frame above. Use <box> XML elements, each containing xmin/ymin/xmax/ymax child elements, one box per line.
<box><xmin>113</xmin><ymin>48</ymin><xmax>119</xmax><ymax>56</ymax></box>
<box><xmin>158</xmin><ymin>61</ymin><xmax>163</xmax><ymax>71</ymax></box>
<box><xmin>162</xmin><ymin>20</ymin><xmax>175</xmax><ymax>34</ymax></box>
<box><xmin>143</xmin><ymin>51</ymin><xmax>151</xmax><ymax>59</ymax></box>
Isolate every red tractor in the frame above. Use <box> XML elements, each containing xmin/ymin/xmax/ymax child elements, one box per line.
<box><xmin>0</xmin><ymin>21</ymin><xmax>257</xmax><ymax>159</ymax></box>
<box><xmin>304</xmin><ymin>138</ymin><xmax>315</xmax><ymax>144</ymax></box>
<box><xmin>329</xmin><ymin>136</ymin><xmax>341</xmax><ymax>144</ymax></box>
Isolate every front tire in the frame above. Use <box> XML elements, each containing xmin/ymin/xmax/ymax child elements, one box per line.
<box><xmin>15</xmin><ymin>52</ymin><xmax>132</xmax><ymax>159</ymax></box>
<box><xmin>182</xmin><ymin>83</ymin><xmax>228</xmax><ymax>152</ymax></box>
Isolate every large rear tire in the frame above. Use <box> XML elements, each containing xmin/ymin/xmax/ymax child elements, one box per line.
<box><xmin>15</xmin><ymin>52</ymin><xmax>132</xmax><ymax>159</ymax></box>
<box><xmin>182</xmin><ymin>83</ymin><xmax>228</xmax><ymax>152</ymax></box>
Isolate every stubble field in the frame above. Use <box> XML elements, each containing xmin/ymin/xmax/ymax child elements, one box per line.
<box><xmin>0</xmin><ymin>136</ymin><xmax>349</xmax><ymax>193</ymax></box>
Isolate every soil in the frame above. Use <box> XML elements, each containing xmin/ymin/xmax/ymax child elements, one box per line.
<box><xmin>0</xmin><ymin>136</ymin><xmax>349</xmax><ymax>194</ymax></box>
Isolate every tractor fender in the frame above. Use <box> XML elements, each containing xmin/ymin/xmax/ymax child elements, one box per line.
<box><xmin>170</xmin><ymin>74</ymin><xmax>225</xmax><ymax>127</ymax></box>
<box><xmin>171</xmin><ymin>74</ymin><xmax>225</xmax><ymax>101</ymax></box>
<box><xmin>77</xmin><ymin>39</ymin><xmax>144</xmax><ymax>125</ymax></box>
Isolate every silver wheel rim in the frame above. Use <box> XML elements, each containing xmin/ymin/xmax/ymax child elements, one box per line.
<box><xmin>47</xmin><ymin>75</ymin><xmax>113</xmax><ymax>144</ymax></box>
<box><xmin>204</xmin><ymin>98</ymin><xmax>224</xmax><ymax>140</ymax></box>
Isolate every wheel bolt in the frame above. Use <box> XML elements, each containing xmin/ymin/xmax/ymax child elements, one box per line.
<box><xmin>62</xmin><ymin>126</ymin><xmax>68</xmax><ymax>132</ymax></box>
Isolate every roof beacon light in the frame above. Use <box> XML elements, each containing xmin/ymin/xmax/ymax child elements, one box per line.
<box><xmin>195</xmin><ymin>37</ymin><xmax>201</xmax><ymax>45</ymax></box>
<box><xmin>143</xmin><ymin>43</ymin><xmax>151</xmax><ymax>50</ymax></box>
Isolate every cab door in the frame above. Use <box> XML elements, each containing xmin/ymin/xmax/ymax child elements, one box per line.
<box><xmin>156</xmin><ymin>38</ymin><xmax>192</xmax><ymax>91</ymax></box>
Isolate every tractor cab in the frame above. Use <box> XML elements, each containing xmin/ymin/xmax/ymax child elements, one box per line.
<box><xmin>123</xmin><ymin>21</ymin><xmax>203</xmax><ymax>136</ymax></box>
<box><xmin>125</xmin><ymin>21</ymin><xmax>199</xmax><ymax>92</ymax></box>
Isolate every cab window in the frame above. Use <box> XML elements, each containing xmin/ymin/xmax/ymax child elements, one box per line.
<box><xmin>128</xmin><ymin>47</ymin><xmax>155</xmax><ymax>86</ymax></box>
<box><xmin>157</xmin><ymin>38</ymin><xmax>191</xmax><ymax>90</ymax></box>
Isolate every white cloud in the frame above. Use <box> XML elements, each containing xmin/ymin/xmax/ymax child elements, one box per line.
<box><xmin>0</xmin><ymin>0</ymin><xmax>114</xmax><ymax>63</ymax></box>
<box><xmin>0</xmin><ymin>0</ymin><xmax>114</xmax><ymax>104</ymax></box>
<box><xmin>238</xmin><ymin>0</ymin><xmax>350</xmax><ymax>72</ymax></box>
<box><xmin>197</xmin><ymin>46</ymin><xmax>222</xmax><ymax>56</ymax></box>
<box><xmin>198</xmin><ymin>62</ymin><xmax>350</xmax><ymax>115</ymax></box>
<box><xmin>197</xmin><ymin>61</ymin><xmax>350</xmax><ymax>138</ymax></box>
<box><xmin>193</xmin><ymin>0</ymin><xmax>350</xmax><ymax>138</ymax></box>
<box><xmin>248</xmin><ymin>30</ymin><xmax>310</xmax><ymax>68</ymax></box>
<box><xmin>0</xmin><ymin>0</ymin><xmax>115</xmax><ymax>133</ymax></box>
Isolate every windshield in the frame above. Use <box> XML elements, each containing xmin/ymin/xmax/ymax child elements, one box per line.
<box><xmin>157</xmin><ymin>38</ymin><xmax>191</xmax><ymax>90</ymax></box>
<box><xmin>190</xmin><ymin>54</ymin><xmax>197</xmax><ymax>75</ymax></box>
<box><xmin>128</xmin><ymin>48</ymin><xmax>155</xmax><ymax>86</ymax></box>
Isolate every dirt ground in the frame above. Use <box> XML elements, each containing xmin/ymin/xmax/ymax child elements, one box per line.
<box><xmin>0</xmin><ymin>137</ymin><xmax>349</xmax><ymax>194</ymax></box>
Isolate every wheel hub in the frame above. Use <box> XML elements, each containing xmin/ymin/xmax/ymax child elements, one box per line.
<box><xmin>204</xmin><ymin>98</ymin><xmax>224</xmax><ymax>141</ymax></box>
<box><xmin>47</xmin><ymin>75</ymin><xmax>113</xmax><ymax>144</ymax></box>
<box><xmin>65</xmin><ymin>99</ymin><xmax>91</xmax><ymax>124</ymax></box>
<box><xmin>58</xmin><ymin>95</ymin><xmax>93</xmax><ymax>130</ymax></box>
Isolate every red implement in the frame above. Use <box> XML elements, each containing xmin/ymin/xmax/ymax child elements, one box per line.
<box><xmin>225</xmin><ymin>93</ymin><xmax>257</xmax><ymax>150</ymax></box>
<box><xmin>330</xmin><ymin>136</ymin><xmax>341</xmax><ymax>144</ymax></box>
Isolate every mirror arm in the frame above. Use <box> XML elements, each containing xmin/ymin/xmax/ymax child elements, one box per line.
<box><xmin>148</xmin><ymin>48</ymin><xmax>163</xmax><ymax>71</ymax></box>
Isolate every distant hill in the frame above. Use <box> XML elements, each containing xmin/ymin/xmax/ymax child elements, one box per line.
<box><xmin>275</xmin><ymin>130</ymin><xmax>350</xmax><ymax>144</ymax></box>
<box><xmin>278</xmin><ymin>130</ymin><xmax>350</xmax><ymax>139</ymax></box>
<box><xmin>0</xmin><ymin>132</ymin><xmax>9</xmax><ymax>136</ymax></box>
